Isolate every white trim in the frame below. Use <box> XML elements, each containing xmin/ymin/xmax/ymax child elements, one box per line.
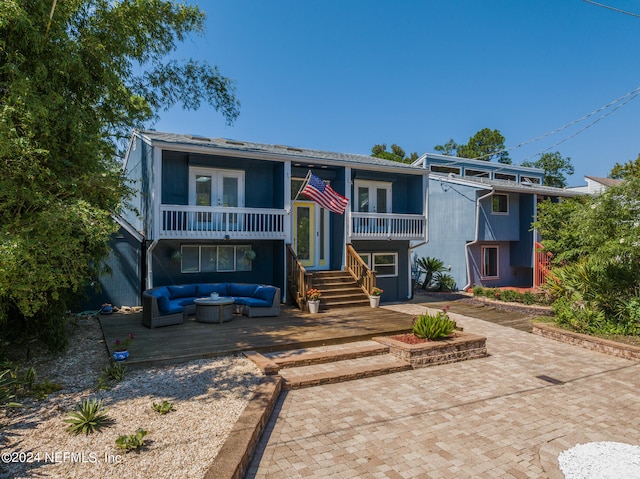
<box><xmin>354</xmin><ymin>179</ymin><xmax>392</xmax><ymax>213</ymax></box>
<box><xmin>188</xmin><ymin>166</ymin><xmax>245</xmax><ymax>207</ymax></box>
<box><xmin>481</xmin><ymin>245</ymin><xmax>500</xmax><ymax>279</ymax></box>
<box><xmin>491</xmin><ymin>193</ymin><xmax>509</xmax><ymax>215</ymax></box>
<box><xmin>180</xmin><ymin>244</ymin><xmax>253</xmax><ymax>273</ymax></box>
<box><xmin>360</xmin><ymin>252</ymin><xmax>399</xmax><ymax>278</ymax></box>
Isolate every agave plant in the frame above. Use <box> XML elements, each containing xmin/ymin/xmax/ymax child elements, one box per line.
<box><xmin>65</xmin><ymin>399</ymin><xmax>112</xmax><ymax>435</ymax></box>
<box><xmin>412</xmin><ymin>307</ymin><xmax>456</xmax><ymax>340</ymax></box>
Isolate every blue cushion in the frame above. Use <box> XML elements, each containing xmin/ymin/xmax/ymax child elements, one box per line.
<box><xmin>197</xmin><ymin>283</ymin><xmax>228</xmax><ymax>297</ymax></box>
<box><xmin>228</xmin><ymin>283</ymin><xmax>258</xmax><ymax>297</ymax></box>
<box><xmin>163</xmin><ymin>299</ymin><xmax>185</xmax><ymax>315</ymax></box>
<box><xmin>232</xmin><ymin>297</ymin><xmax>271</xmax><ymax>308</ymax></box>
<box><xmin>253</xmin><ymin>286</ymin><xmax>276</xmax><ymax>304</ymax></box>
<box><xmin>177</xmin><ymin>298</ymin><xmax>195</xmax><ymax>307</ymax></box>
<box><xmin>150</xmin><ymin>287</ymin><xmax>171</xmax><ymax>313</ymax></box>
<box><xmin>168</xmin><ymin>284</ymin><xmax>198</xmax><ymax>299</ymax></box>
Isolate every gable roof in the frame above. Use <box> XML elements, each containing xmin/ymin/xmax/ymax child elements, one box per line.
<box><xmin>136</xmin><ymin>130</ymin><xmax>425</xmax><ymax>174</ymax></box>
<box><xmin>584</xmin><ymin>176</ymin><xmax>623</xmax><ymax>187</ymax></box>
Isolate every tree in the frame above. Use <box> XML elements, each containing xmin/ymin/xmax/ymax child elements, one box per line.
<box><xmin>434</xmin><ymin>128</ymin><xmax>511</xmax><ymax>163</ymax></box>
<box><xmin>0</xmin><ymin>1</ymin><xmax>239</xmax><ymax>351</ymax></box>
<box><xmin>371</xmin><ymin>144</ymin><xmax>418</xmax><ymax>164</ymax></box>
<box><xmin>521</xmin><ymin>151</ymin><xmax>574</xmax><ymax>188</ymax></box>
<box><xmin>610</xmin><ymin>153</ymin><xmax>640</xmax><ymax>179</ymax></box>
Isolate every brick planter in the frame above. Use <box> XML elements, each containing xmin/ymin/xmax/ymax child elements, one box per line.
<box><xmin>373</xmin><ymin>332</ymin><xmax>488</xmax><ymax>368</ymax></box>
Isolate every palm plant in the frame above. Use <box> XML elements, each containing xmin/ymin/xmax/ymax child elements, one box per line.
<box><xmin>415</xmin><ymin>256</ymin><xmax>448</xmax><ymax>290</ymax></box>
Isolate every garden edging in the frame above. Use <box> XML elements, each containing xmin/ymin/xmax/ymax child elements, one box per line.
<box><xmin>533</xmin><ymin>323</ymin><xmax>640</xmax><ymax>361</ymax></box>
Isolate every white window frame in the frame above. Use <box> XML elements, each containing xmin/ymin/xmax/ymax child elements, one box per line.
<box><xmin>494</xmin><ymin>172</ymin><xmax>516</xmax><ymax>181</ymax></box>
<box><xmin>359</xmin><ymin>252</ymin><xmax>398</xmax><ymax>277</ymax></box>
<box><xmin>180</xmin><ymin>245</ymin><xmax>253</xmax><ymax>273</ymax></box>
<box><xmin>464</xmin><ymin>168</ymin><xmax>489</xmax><ymax>178</ymax></box>
<box><xmin>354</xmin><ymin>180</ymin><xmax>392</xmax><ymax>213</ymax></box>
<box><xmin>481</xmin><ymin>246</ymin><xmax>499</xmax><ymax>279</ymax></box>
<box><xmin>188</xmin><ymin>167</ymin><xmax>245</xmax><ymax>207</ymax></box>
<box><xmin>491</xmin><ymin>193</ymin><xmax>509</xmax><ymax>215</ymax></box>
<box><xmin>430</xmin><ymin>165</ymin><xmax>461</xmax><ymax>175</ymax></box>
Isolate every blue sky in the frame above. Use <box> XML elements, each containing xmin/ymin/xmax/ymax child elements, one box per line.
<box><xmin>154</xmin><ymin>0</ymin><xmax>640</xmax><ymax>186</ymax></box>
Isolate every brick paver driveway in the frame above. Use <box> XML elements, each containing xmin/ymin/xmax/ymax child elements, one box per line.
<box><xmin>247</xmin><ymin>304</ymin><xmax>640</xmax><ymax>478</ymax></box>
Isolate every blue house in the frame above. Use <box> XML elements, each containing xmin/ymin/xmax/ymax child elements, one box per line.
<box><xmin>412</xmin><ymin>154</ymin><xmax>580</xmax><ymax>290</ymax></box>
<box><xmin>100</xmin><ymin>131</ymin><xmax>428</xmax><ymax>310</ymax></box>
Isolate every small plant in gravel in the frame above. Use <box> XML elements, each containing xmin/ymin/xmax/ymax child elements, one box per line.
<box><xmin>28</xmin><ymin>379</ymin><xmax>63</xmax><ymax>400</ymax></box>
<box><xmin>412</xmin><ymin>307</ymin><xmax>456</xmax><ymax>340</ymax></box>
<box><xmin>116</xmin><ymin>428</ymin><xmax>148</xmax><ymax>451</ymax></box>
<box><xmin>152</xmin><ymin>400</ymin><xmax>175</xmax><ymax>415</ymax></box>
<box><xmin>97</xmin><ymin>362</ymin><xmax>127</xmax><ymax>390</ymax></box>
<box><xmin>65</xmin><ymin>399</ymin><xmax>112</xmax><ymax>435</ymax></box>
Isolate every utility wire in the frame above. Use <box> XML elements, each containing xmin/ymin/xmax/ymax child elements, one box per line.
<box><xmin>583</xmin><ymin>0</ymin><xmax>640</xmax><ymax>19</ymax></box>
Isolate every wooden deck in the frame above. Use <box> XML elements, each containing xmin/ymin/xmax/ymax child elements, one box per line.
<box><xmin>99</xmin><ymin>305</ymin><xmax>415</xmax><ymax>368</ymax></box>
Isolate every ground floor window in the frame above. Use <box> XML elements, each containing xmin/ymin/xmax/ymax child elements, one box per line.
<box><xmin>181</xmin><ymin>245</ymin><xmax>253</xmax><ymax>273</ymax></box>
<box><xmin>360</xmin><ymin>252</ymin><xmax>398</xmax><ymax>277</ymax></box>
<box><xmin>481</xmin><ymin>246</ymin><xmax>499</xmax><ymax>278</ymax></box>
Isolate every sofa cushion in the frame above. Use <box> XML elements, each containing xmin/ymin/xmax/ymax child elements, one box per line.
<box><xmin>197</xmin><ymin>283</ymin><xmax>229</xmax><ymax>297</ymax></box>
<box><xmin>253</xmin><ymin>286</ymin><xmax>276</xmax><ymax>304</ymax></box>
<box><xmin>177</xmin><ymin>297</ymin><xmax>196</xmax><ymax>307</ymax></box>
<box><xmin>232</xmin><ymin>297</ymin><xmax>271</xmax><ymax>308</ymax></box>
<box><xmin>164</xmin><ymin>299</ymin><xmax>186</xmax><ymax>315</ymax></box>
<box><xmin>168</xmin><ymin>284</ymin><xmax>198</xmax><ymax>299</ymax></box>
<box><xmin>228</xmin><ymin>283</ymin><xmax>258</xmax><ymax>297</ymax></box>
<box><xmin>149</xmin><ymin>287</ymin><xmax>171</xmax><ymax>313</ymax></box>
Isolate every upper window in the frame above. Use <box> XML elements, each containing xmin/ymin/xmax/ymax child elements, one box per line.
<box><xmin>430</xmin><ymin>165</ymin><xmax>461</xmax><ymax>175</ymax></box>
<box><xmin>520</xmin><ymin>176</ymin><xmax>541</xmax><ymax>185</ymax></box>
<box><xmin>494</xmin><ymin>173</ymin><xmax>516</xmax><ymax>181</ymax></box>
<box><xmin>492</xmin><ymin>194</ymin><xmax>509</xmax><ymax>214</ymax></box>
<box><xmin>464</xmin><ymin>169</ymin><xmax>489</xmax><ymax>178</ymax></box>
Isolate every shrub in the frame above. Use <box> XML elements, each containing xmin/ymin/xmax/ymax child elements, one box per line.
<box><xmin>65</xmin><ymin>399</ymin><xmax>112</xmax><ymax>435</ymax></box>
<box><xmin>412</xmin><ymin>308</ymin><xmax>456</xmax><ymax>340</ymax></box>
<box><xmin>434</xmin><ymin>273</ymin><xmax>457</xmax><ymax>291</ymax></box>
<box><xmin>472</xmin><ymin>286</ymin><xmax>484</xmax><ymax>297</ymax></box>
<box><xmin>0</xmin><ymin>367</ymin><xmax>21</xmax><ymax>409</ymax></box>
<box><xmin>29</xmin><ymin>379</ymin><xmax>62</xmax><ymax>400</ymax></box>
<box><xmin>116</xmin><ymin>428</ymin><xmax>148</xmax><ymax>451</ymax></box>
<box><xmin>152</xmin><ymin>400</ymin><xmax>175</xmax><ymax>415</ymax></box>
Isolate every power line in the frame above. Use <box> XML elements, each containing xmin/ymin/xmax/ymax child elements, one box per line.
<box><xmin>583</xmin><ymin>0</ymin><xmax>640</xmax><ymax>19</ymax></box>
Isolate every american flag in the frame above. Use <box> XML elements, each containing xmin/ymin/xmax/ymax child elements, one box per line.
<box><xmin>301</xmin><ymin>173</ymin><xmax>349</xmax><ymax>215</ymax></box>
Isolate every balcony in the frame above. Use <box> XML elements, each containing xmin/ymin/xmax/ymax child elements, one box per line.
<box><xmin>159</xmin><ymin>205</ymin><xmax>287</xmax><ymax>240</ymax></box>
<box><xmin>350</xmin><ymin>212</ymin><xmax>426</xmax><ymax>241</ymax></box>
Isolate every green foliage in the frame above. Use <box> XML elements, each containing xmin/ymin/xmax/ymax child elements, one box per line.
<box><xmin>65</xmin><ymin>399</ymin><xmax>112</xmax><ymax>435</ymax></box>
<box><xmin>434</xmin><ymin>128</ymin><xmax>510</xmax><ymax>163</ymax></box>
<box><xmin>434</xmin><ymin>273</ymin><xmax>456</xmax><ymax>292</ymax></box>
<box><xmin>610</xmin><ymin>153</ymin><xmax>640</xmax><ymax>179</ymax></box>
<box><xmin>521</xmin><ymin>151</ymin><xmax>574</xmax><ymax>188</ymax></box>
<box><xmin>152</xmin><ymin>400</ymin><xmax>175</xmax><ymax>415</ymax></box>
<box><xmin>371</xmin><ymin>144</ymin><xmax>418</xmax><ymax>164</ymax></box>
<box><xmin>102</xmin><ymin>361</ymin><xmax>127</xmax><ymax>384</ymax></box>
<box><xmin>472</xmin><ymin>286</ymin><xmax>548</xmax><ymax>305</ymax></box>
<box><xmin>0</xmin><ymin>0</ymin><xmax>239</xmax><ymax>352</ymax></box>
<box><xmin>28</xmin><ymin>379</ymin><xmax>62</xmax><ymax>400</ymax></box>
<box><xmin>0</xmin><ymin>367</ymin><xmax>22</xmax><ymax>409</ymax></box>
<box><xmin>434</xmin><ymin>139</ymin><xmax>458</xmax><ymax>156</ymax></box>
<box><xmin>415</xmin><ymin>257</ymin><xmax>448</xmax><ymax>290</ymax></box>
<box><xmin>412</xmin><ymin>308</ymin><xmax>456</xmax><ymax>340</ymax></box>
<box><xmin>116</xmin><ymin>428</ymin><xmax>148</xmax><ymax>452</ymax></box>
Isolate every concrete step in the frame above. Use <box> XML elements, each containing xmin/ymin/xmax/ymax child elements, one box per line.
<box><xmin>278</xmin><ymin>354</ymin><xmax>411</xmax><ymax>390</ymax></box>
<box><xmin>266</xmin><ymin>340</ymin><xmax>390</xmax><ymax>368</ymax></box>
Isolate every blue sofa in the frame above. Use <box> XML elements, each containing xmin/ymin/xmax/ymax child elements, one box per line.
<box><xmin>142</xmin><ymin>283</ymin><xmax>281</xmax><ymax>328</ymax></box>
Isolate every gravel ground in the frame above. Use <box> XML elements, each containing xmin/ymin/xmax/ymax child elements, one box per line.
<box><xmin>559</xmin><ymin>442</ymin><xmax>640</xmax><ymax>479</ymax></box>
<box><xmin>0</xmin><ymin>316</ymin><xmax>263</xmax><ymax>479</ymax></box>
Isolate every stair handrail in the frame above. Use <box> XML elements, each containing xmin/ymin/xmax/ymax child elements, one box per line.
<box><xmin>286</xmin><ymin>244</ymin><xmax>313</xmax><ymax>309</ymax></box>
<box><xmin>345</xmin><ymin>244</ymin><xmax>377</xmax><ymax>298</ymax></box>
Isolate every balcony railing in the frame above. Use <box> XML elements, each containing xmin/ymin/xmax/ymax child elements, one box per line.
<box><xmin>159</xmin><ymin>205</ymin><xmax>287</xmax><ymax>240</ymax></box>
<box><xmin>350</xmin><ymin>212</ymin><xmax>426</xmax><ymax>240</ymax></box>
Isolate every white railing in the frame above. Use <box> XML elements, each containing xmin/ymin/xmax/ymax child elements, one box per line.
<box><xmin>159</xmin><ymin>205</ymin><xmax>287</xmax><ymax>239</ymax></box>
<box><xmin>350</xmin><ymin>212</ymin><xmax>426</xmax><ymax>240</ymax></box>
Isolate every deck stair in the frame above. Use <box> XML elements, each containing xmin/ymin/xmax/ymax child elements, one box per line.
<box><xmin>312</xmin><ymin>270</ymin><xmax>369</xmax><ymax>309</ymax></box>
<box><xmin>248</xmin><ymin>341</ymin><xmax>411</xmax><ymax>390</ymax></box>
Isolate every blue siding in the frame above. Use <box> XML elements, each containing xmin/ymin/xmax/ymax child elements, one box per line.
<box><xmin>352</xmin><ymin>240</ymin><xmax>410</xmax><ymax>302</ymax></box>
<box><xmin>510</xmin><ymin>194</ymin><xmax>535</xmax><ymax>267</ymax></box>
<box><xmin>412</xmin><ymin>179</ymin><xmax>477</xmax><ymax>290</ymax></box>
<box><xmin>478</xmin><ymin>193</ymin><xmax>520</xmax><ymax>241</ymax></box>
<box><xmin>152</xmin><ymin>240</ymin><xmax>285</xmax><ymax>293</ymax></box>
<box><xmin>122</xmin><ymin>137</ymin><xmax>149</xmax><ymax>233</ymax></box>
<box><xmin>350</xmin><ymin>170</ymin><xmax>423</xmax><ymax>214</ymax></box>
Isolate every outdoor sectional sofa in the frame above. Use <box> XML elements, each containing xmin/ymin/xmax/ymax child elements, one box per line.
<box><xmin>142</xmin><ymin>283</ymin><xmax>281</xmax><ymax>328</ymax></box>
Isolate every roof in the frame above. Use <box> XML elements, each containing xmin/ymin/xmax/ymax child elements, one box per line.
<box><xmin>136</xmin><ymin>130</ymin><xmax>425</xmax><ymax>173</ymax></box>
<box><xmin>584</xmin><ymin>176</ymin><xmax>623</xmax><ymax>187</ymax></box>
<box><xmin>430</xmin><ymin>174</ymin><xmax>583</xmax><ymax>197</ymax></box>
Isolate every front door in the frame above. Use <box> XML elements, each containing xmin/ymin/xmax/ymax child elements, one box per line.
<box><xmin>293</xmin><ymin>200</ymin><xmax>329</xmax><ymax>270</ymax></box>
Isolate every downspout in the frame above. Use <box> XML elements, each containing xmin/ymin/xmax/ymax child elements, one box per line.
<box><xmin>463</xmin><ymin>190</ymin><xmax>494</xmax><ymax>291</ymax></box>
<box><xmin>146</xmin><ymin>240</ymin><xmax>158</xmax><ymax>290</ymax></box>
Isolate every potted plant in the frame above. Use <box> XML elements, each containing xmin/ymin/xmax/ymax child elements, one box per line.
<box><xmin>243</xmin><ymin>249</ymin><xmax>256</xmax><ymax>261</ymax></box>
<box><xmin>101</xmin><ymin>303</ymin><xmax>113</xmax><ymax>315</ymax></box>
<box><xmin>306</xmin><ymin>288</ymin><xmax>321</xmax><ymax>314</ymax></box>
<box><xmin>112</xmin><ymin>333</ymin><xmax>135</xmax><ymax>361</ymax></box>
<box><xmin>370</xmin><ymin>287</ymin><xmax>383</xmax><ymax>308</ymax></box>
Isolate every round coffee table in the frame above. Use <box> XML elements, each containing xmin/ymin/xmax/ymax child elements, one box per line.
<box><xmin>194</xmin><ymin>297</ymin><xmax>235</xmax><ymax>324</ymax></box>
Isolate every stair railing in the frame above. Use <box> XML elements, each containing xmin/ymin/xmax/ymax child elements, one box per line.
<box><xmin>286</xmin><ymin>244</ymin><xmax>313</xmax><ymax>309</ymax></box>
<box><xmin>345</xmin><ymin>244</ymin><xmax>377</xmax><ymax>298</ymax></box>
